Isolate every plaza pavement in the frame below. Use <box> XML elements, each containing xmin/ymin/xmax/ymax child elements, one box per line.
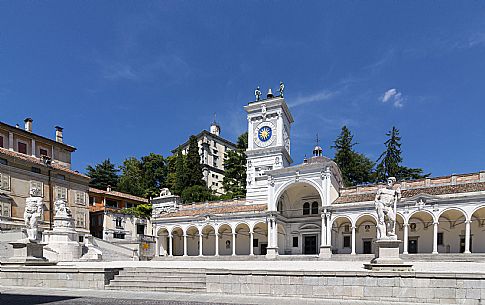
<box><xmin>0</xmin><ymin>286</ymin><xmax>455</xmax><ymax>305</ymax></box>
<box><xmin>59</xmin><ymin>259</ymin><xmax>485</xmax><ymax>274</ymax></box>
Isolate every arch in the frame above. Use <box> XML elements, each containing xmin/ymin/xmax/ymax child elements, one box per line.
<box><xmin>471</xmin><ymin>206</ymin><xmax>485</xmax><ymax>253</ymax></box>
<box><xmin>235</xmin><ymin>223</ymin><xmax>251</xmax><ymax>255</ymax></box>
<box><xmin>171</xmin><ymin>227</ymin><xmax>184</xmax><ymax>256</ymax></box>
<box><xmin>186</xmin><ymin>226</ymin><xmax>200</xmax><ymax>256</ymax></box>
<box><xmin>355</xmin><ymin>213</ymin><xmax>377</xmax><ymax>228</ymax></box>
<box><xmin>157</xmin><ymin>226</ymin><xmax>170</xmax><ymax>236</ymax></box>
<box><xmin>217</xmin><ymin>223</ymin><xmax>233</xmax><ymax>256</ymax></box>
<box><xmin>407</xmin><ymin>209</ymin><xmax>436</xmax><ymax>224</ymax></box>
<box><xmin>330</xmin><ymin>215</ymin><xmax>353</xmax><ymax>228</ymax></box>
<box><xmin>471</xmin><ymin>205</ymin><xmax>485</xmax><ymax>218</ymax></box>
<box><xmin>252</xmin><ymin>222</ymin><xmax>268</xmax><ymax>255</ymax></box>
<box><xmin>273</xmin><ymin>178</ymin><xmax>325</xmax><ymax>210</ymax></box>
<box><xmin>155</xmin><ymin>227</ymin><xmax>170</xmax><ymax>257</ymax></box>
<box><xmin>437</xmin><ymin>207</ymin><xmax>469</xmax><ymax>222</ymax></box>
<box><xmin>354</xmin><ymin>214</ymin><xmax>377</xmax><ymax>255</ymax></box>
<box><xmin>201</xmin><ymin>224</ymin><xmax>216</xmax><ymax>256</ymax></box>
<box><xmin>170</xmin><ymin>225</ymin><xmax>184</xmax><ymax>236</ymax></box>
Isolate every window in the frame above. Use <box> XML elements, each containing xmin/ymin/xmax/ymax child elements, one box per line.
<box><xmin>78</xmin><ymin>236</ymin><xmax>84</xmax><ymax>243</ymax></box>
<box><xmin>74</xmin><ymin>191</ymin><xmax>86</xmax><ymax>205</ymax></box>
<box><xmin>40</xmin><ymin>148</ymin><xmax>48</xmax><ymax>157</ymax></box>
<box><xmin>18</xmin><ymin>142</ymin><xmax>27</xmax><ymax>154</ymax></box>
<box><xmin>0</xmin><ymin>136</ymin><xmax>3</xmax><ymax>148</ymax></box>
<box><xmin>437</xmin><ymin>232</ymin><xmax>444</xmax><ymax>246</ymax></box>
<box><xmin>311</xmin><ymin>202</ymin><xmax>319</xmax><ymax>214</ymax></box>
<box><xmin>136</xmin><ymin>224</ymin><xmax>145</xmax><ymax>235</ymax></box>
<box><xmin>253</xmin><ymin>238</ymin><xmax>259</xmax><ymax>248</ymax></box>
<box><xmin>114</xmin><ymin>233</ymin><xmax>125</xmax><ymax>239</ymax></box>
<box><xmin>126</xmin><ymin>202</ymin><xmax>134</xmax><ymax>209</ymax></box>
<box><xmin>0</xmin><ymin>173</ymin><xmax>10</xmax><ymax>191</ymax></box>
<box><xmin>30</xmin><ymin>181</ymin><xmax>43</xmax><ymax>197</ymax></box>
<box><xmin>76</xmin><ymin>213</ymin><xmax>86</xmax><ymax>228</ymax></box>
<box><xmin>0</xmin><ymin>158</ymin><xmax>6</xmax><ymax>165</ymax></box>
<box><xmin>89</xmin><ymin>197</ymin><xmax>95</xmax><ymax>206</ymax></box>
<box><xmin>303</xmin><ymin>202</ymin><xmax>310</xmax><ymax>215</ymax></box>
<box><xmin>55</xmin><ymin>174</ymin><xmax>65</xmax><ymax>180</ymax></box>
<box><xmin>1</xmin><ymin>201</ymin><xmax>11</xmax><ymax>217</ymax></box>
<box><xmin>292</xmin><ymin>236</ymin><xmax>299</xmax><ymax>247</ymax></box>
<box><xmin>54</xmin><ymin>186</ymin><xmax>67</xmax><ymax>200</ymax></box>
<box><xmin>115</xmin><ymin>217</ymin><xmax>123</xmax><ymax>228</ymax></box>
<box><xmin>106</xmin><ymin>200</ymin><xmax>118</xmax><ymax>208</ymax></box>
<box><xmin>343</xmin><ymin>236</ymin><xmax>351</xmax><ymax>248</ymax></box>
<box><xmin>31</xmin><ymin>167</ymin><xmax>41</xmax><ymax>174</ymax></box>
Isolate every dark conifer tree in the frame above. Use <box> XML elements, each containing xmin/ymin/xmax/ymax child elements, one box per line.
<box><xmin>86</xmin><ymin>159</ymin><xmax>119</xmax><ymax>190</ymax></box>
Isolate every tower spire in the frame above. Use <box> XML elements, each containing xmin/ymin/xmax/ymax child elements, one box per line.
<box><xmin>313</xmin><ymin>133</ymin><xmax>323</xmax><ymax>157</ymax></box>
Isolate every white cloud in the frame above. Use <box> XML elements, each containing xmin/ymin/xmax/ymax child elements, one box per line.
<box><xmin>290</xmin><ymin>90</ymin><xmax>337</xmax><ymax>107</ymax></box>
<box><xmin>381</xmin><ymin>88</ymin><xmax>404</xmax><ymax>108</ymax></box>
<box><xmin>102</xmin><ymin>63</ymin><xmax>138</xmax><ymax>81</ymax></box>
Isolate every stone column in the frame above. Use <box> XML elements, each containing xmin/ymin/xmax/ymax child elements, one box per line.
<box><xmin>8</xmin><ymin>132</ymin><xmax>13</xmax><ymax>151</ymax></box>
<box><xmin>232</xmin><ymin>232</ymin><xmax>236</xmax><ymax>256</ymax></box>
<box><xmin>183</xmin><ymin>234</ymin><xmax>188</xmax><ymax>257</ymax></box>
<box><xmin>168</xmin><ymin>234</ymin><xmax>173</xmax><ymax>257</ymax></box>
<box><xmin>155</xmin><ymin>236</ymin><xmax>160</xmax><ymax>256</ymax></box>
<box><xmin>199</xmin><ymin>233</ymin><xmax>203</xmax><ymax>256</ymax></box>
<box><xmin>403</xmin><ymin>224</ymin><xmax>409</xmax><ymax>254</ymax></box>
<box><xmin>265</xmin><ymin>214</ymin><xmax>278</xmax><ymax>258</ymax></box>
<box><xmin>326</xmin><ymin>216</ymin><xmax>332</xmax><ymax>246</ymax></box>
<box><xmin>215</xmin><ymin>233</ymin><xmax>219</xmax><ymax>256</ymax></box>
<box><xmin>432</xmin><ymin>222</ymin><xmax>439</xmax><ymax>254</ymax></box>
<box><xmin>250</xmin><ymin>230</ymin><xmax>254</xmax><ymax>256</ymax></box>
<box><xmin>320</xmin><ymin>214</ymin><xmax>327</xmax><ymax>247</ymax></box>
<box><xmin>465</xmin><ymin>220</ymin><xmax>471</xmax><ymax>254</ymax></box>
<box><xmin>31</xmin><ymin>139</ymin><xmax>36</xmax><ymax>157</ymax></box>
<box><xmin>351</xmin><ymin>226</ymin><xmax>356</xmax><ymax>255</ymax></box>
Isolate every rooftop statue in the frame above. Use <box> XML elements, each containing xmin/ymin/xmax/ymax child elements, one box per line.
<box><xmin>375</xmin><ymin>177</ymin><xmax>401</xmax><ymax>240</ymax></box>
<box><xmin>279</xmin><ymin>81</ymin><xmax>285</xmax><ymax>97</ymax></box>
<box><xmin>255</xmin><ymin>86</ymin><xmax>261</xmax><ymax>101</ymax></box>
<box><xmin>159</xmin><ymin>188</ymin><xmax>172</xmax><ymax>197</ymax></box>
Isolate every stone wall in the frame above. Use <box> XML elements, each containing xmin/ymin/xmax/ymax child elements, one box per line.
<box><xmin>206</xmin><ymin>270</ymin><xmax>485</xmax><ymax>304</ymax></box>
<box><xmin>0</xmin><ymin>266</ymin><xmax>120</xmax><ymax>289</ymax></box>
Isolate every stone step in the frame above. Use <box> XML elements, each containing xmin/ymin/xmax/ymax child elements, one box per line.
<box><xmin>106</xmin><ymin>285</ymin><xmax>205</xmax><ymax>292</ymax></box>
<box><xmin>108</xmin><ymin>280</ymin><xmax>206</xmax><ymax>289</ymax></box>
<box><xmin>112</xmin><ymin>276</ymin><xmax>206</xmax><ymax>283</ymax></box>
<box><xmin>122</xmin><ymin>267</ymin><xmax>206</xmax><ymax>273</ymax></box>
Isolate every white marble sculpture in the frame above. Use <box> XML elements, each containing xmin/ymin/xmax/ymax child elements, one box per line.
<box><xmin>159</xmin><ymin>188</ymin><xmax>172</xmax><ymax>197</ymax></box>
<box><xmin>374</xmin><ymin>177</ymin><xmax>401</xmax><ymax>240</ymax></box>
<box><xmin>255</xmin><ymin>86</ymin><xmax>261</xmax><ymax>101</ymax></box>
<box><xmin>279</xmin><ymin>81</ymin><xmax>285</xmax><ymax>97</ymax></box>
<box><xmin>24</xmin><ymin>197</ymin><xmax>44</xmax><ymax>242</ymax></box>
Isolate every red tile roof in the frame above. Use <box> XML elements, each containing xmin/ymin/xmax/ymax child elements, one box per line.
<box><xmin>89</xmin><ymin>187</ymin><xmax>148</xmax><ymax>203</ymax></box>
<box><xmin>158</xmin><ymin>200</ymin><xmax>266</xmax><ymax>219</ymax></box>
<box><xmin>0</xmin><ymin>147</ymin><xmax>88</xmax><ymax>179</ymax></box>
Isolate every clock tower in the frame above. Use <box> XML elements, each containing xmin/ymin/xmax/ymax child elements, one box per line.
<box><xmin>244</xmin><ymin>92</ymin><xmax>293</xmax><ymax>203</ymax></box>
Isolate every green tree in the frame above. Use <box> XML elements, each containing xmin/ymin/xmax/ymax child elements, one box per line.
<box><xmin>174</xmin><ymin>148</ymin><xmax>188</xmax><ymax>195</ymax></box>
<box><xmin>118</xmin><ymin>157</ymin><xmax>145</xmax><ymax>197</ymax></box>
<box><xmin>165</xmin><ymin>154</ymin><xmax>178</xmax><ymax>192</ymax></box>
<box><xmin>140</xmin><ymin>153</ymin><xmax>166</xmax><ymax>198</ymax></box>
<box><xmin>375</xmin><ymin>126</ymin><xmax>429</xmax><ymax>182</ymax></box>
<box><xmin>185</xmin><ymin>135</ymin><xmax>205</xmax><ymax>187</ymax></box>
<box><xmin>332</xmin><ymin>126</ymin><xmax>374</xmax><ymax>186</ymax></box>
<box><xmin>222</xmin><ymin>132</ymin><xmax>248</xmax><ymax>198</ymax></box>
<box><xmin>86</xmin><ymin>159</ymin><xmax>119</xmax><ymax>190</ymax></box>
<box><xmin>181</xmin><ymin>185</ymin><xmax>214</xmax><ymax>203</ymax></box>
<box><xmin>120</xmin><ymin>203</ymin><xmax>152</xmax><ymax>219</ymax></box>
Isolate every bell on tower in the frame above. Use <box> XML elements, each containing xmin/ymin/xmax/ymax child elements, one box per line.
<box><xmin>210</xmin><ymin>113</ymin><xmax>220</xmax><ymax>136</ymax></box>
<box><xmin>313</xmin><ymin>134</ymin><xmax>323</xmax><ymax>157</ymax></box>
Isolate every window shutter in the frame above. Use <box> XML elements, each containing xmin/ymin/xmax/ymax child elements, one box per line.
<box><xmin>1</xmin><ymin>173</ymin><xmax>10</xmax><ymax>190</ymax></box>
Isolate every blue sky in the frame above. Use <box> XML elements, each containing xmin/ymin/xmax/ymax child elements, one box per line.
<box><xmin>1</xmin><ymin>1</ymin><xmax>484</xmax><ymax>177</ymax></box>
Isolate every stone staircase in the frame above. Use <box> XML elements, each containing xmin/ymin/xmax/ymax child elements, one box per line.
<box><xmin>106</xmin><ymin>268</ymin><xmax>207</xmax><ymax>292</ymax></box>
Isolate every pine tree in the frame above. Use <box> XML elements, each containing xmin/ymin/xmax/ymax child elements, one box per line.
<box><xmin>173</xmin><ymin>148</ymin><xmax>187</xmax><ymax>195</ymax></box>
<box><xmin>185</xmin><ymin>135</ymin><xmax>205</xmax><ymax>187</ymax></box>
<box><xmin>332</xmin><ymin>126</ymin><xmax>374</xmax><ymax>186</ymax></box>
<box><xmin>222</xmin><ymin>132</ymin><xmax>248</xmax><ymax>198</ymax></box>
<box><xmin>375</xmin><ymin>126</ymin><xmax>429</xmax><ymax>182</ymax></box>
<box><xmin>118</xmin><ymin>157</ymin><xmax>145</xmax><ymax>197</ymax></box>
<box><xmin>86</xmin><ymin>159</ymin><xmax>119</xmax><ymax>190</ymax></box>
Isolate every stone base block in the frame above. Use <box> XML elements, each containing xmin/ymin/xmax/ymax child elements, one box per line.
<box><xmin>265</xmin><ymin>247</ymin><xmax>278</xmax><ymax>259</ymax></box>
<box><xmin>364</xmin><ymin>239</ymin><xmax>413</xmax><ymax>271</ymax></box>
<box><xmin>2</xmin><ymin>240</ymin><xmax>55</xmax><ymax>266</ymax></box>
<box><xmin>318</xmin><ymin>245</ymin><xmax>332</xmax><ymax>259</ymax></box>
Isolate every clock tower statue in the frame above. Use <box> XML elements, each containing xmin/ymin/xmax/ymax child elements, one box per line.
<box><xmin>244</xmin><ymin>88</ymin><xmax>294</xmax><ymax>203</ymax></box>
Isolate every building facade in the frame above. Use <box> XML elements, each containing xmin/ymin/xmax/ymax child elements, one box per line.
<box><xmin>88</xmin><ymin>187</ymin><xmax>155</xmax><ymax>258</ymax></box>
<box><xmin>173</xmin><ymin>121</ymin><xmax>237</xmax><ymax>195</ymax></box>
<box><xmin>151</xmin><ymin>91</ymin><xmax>485</xmax><ymax>259</ymax></box>
<box><xmin>0</xmin><ymin>118</ymin><xmax>90</xmax><ymax>233</ymax></box>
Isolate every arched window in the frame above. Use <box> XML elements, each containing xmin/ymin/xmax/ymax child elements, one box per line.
<box><xmin>303</xmin><ymin>202</ymin><xmax>310</xmax><ymax>215</ymax></box>
<box><xmin>311</xmin><ymin>202</ymin><xmax>319</xmax><ymax>214</ymax></box>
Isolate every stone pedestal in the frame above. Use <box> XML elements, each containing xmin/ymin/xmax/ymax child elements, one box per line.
<box><xmin>364</xmin><ymin>239</ymin><xmax>413</xmax><ymax>271</ymax></box>
<box><xmin>44</xmin><ymin>215</ymin><xmax>82</xmax><ymax>262</ymax></box>
<box><xmin>3</xmin><ymin>239</ymin><xmax>54</xmax><ymax>266</ymax></box>
<box><xmin>265</xmin><ymin>247</ymin><xmax>278</xmax><ymax>259</ymax></box>
<box><xmin>318</xmin><ymin>245</ymin><xmax>332</xmax><ymax>259</ymax></box>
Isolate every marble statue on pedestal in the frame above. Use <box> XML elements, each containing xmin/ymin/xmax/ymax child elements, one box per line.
<box><xmin>375</xmin><ymin>177</ymin><xmax>401</xmax><ymax>240</ymax></box>
<box><xmin>24</xmin><ymin>197</ymin><xmax>44</xmax><ymax>242</ymax></box>
<box><xmin>255</xmin><ymin>86</ymin><xmax>261</xmax><ymax>101</ymax></box>
<box><xmin>279</xmin><ymin>81</ymin><xmax>285</xmax><ymax>97</ymax></box>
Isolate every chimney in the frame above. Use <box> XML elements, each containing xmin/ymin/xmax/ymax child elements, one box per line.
<box><xmin>55</xmin><ymin>126</ymin><xmax>63</xmax><ymax>143</ymax></box>
<box><xmin>107</xmin><ymin>185</ymin><xmax>112</xmax><ymax>192</ymax></box>
<box><xmin>24</xmin><ymin>118</ymin><xmax>33</xmax><ymax>132</ymax></box>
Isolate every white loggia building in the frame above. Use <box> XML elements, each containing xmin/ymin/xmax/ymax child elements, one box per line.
<box><xmin>151</xmin><ymin>92</ymin><xmax>485</xmax><ymax>258</ymax></box>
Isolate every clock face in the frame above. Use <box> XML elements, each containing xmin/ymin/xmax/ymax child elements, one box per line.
<box><xmin>254</xmin><ymin>122</ymin><xmax>276</xmax><ymax>148</ymax></box>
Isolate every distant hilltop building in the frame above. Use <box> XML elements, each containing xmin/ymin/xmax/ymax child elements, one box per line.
<box><xmin>172</xmin><ymin>120</ymin><xmax>237</xmax><ymax>195</ymax></box>
<box><xmin>0</xmin><ymin>118</ymin><xmax>90</xmax><ymax>233</ymax></box>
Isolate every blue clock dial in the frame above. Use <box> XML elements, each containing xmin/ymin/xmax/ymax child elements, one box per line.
<box><xmin>258</xmin><ymin>126</ymin><xmax>272</xmax><ymax>142</ymax></box>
